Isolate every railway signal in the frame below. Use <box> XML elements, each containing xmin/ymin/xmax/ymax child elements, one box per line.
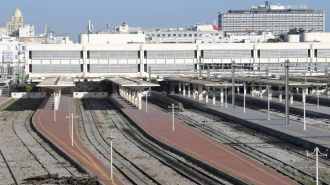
<box><xmin>306</xmin><ymin>147</ymin><xmax>328</xmax><ymax>185</ymax></box>
<box><xmin>66</xmin><ymin>113</ymin><xmax>78</xmax><ymax>147</ymax></box>
<box><xmin>168</xmin><ymin>103</ymin><xmax>178</xmax><ymax>131</ymax></box>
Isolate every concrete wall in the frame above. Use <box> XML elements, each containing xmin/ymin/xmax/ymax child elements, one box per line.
<box><xmin>11</xmin><ymin>92</ymin><xmax>46</xmax><ymax>98</ymax></box>
<box><xmin>73</xmin><ymin>92</ymin><xmax>108</xmax><ymax>99</ymax></box>
<box><xmin>150</xmin><ymin>91</ymin><xmax>184</xmax><ymax>111</ymax></box>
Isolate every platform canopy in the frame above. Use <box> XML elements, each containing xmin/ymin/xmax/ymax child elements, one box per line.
<box><xmin>220</xmin><ymin>76</ymin><xmax>327</xmax><ymax>88</ymax></box>
<box><xmin>164</xmin><ymin>77</ymin><xmax>243</xmax><ymax>87</ymax></box>
<box><xmin>289</xmin><ymin>76</ymin><xmax>330</xmax><ymax>84</ymax></box>
<box><xmin>106</xmin><ymin>77</ymin><xmax>160</xmax><ymax>88</ymax></box>
<box><xmin>36</xmin><ymin>77</ymin><xmax>75</xmax><ymax>90</ymax></box>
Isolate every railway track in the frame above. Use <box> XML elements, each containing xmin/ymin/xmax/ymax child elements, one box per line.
<box><xmin>92</xmin><ymin>98</ymin><xmax>231</xmax><ymax>185</ymax></box>
<box><xmin>147</xmin><ymin>98</ymin><xmax>330</xmax><ymax>185</ymax></box>
<box><xmin>0</xmin><ymin>99</ymin><xmax>80</xmax><ymax>184</ymax></box>
<box><xmin>79</xmin><ymin>99</ymin><xmax>162</xmax><ymax>185</ymax></box>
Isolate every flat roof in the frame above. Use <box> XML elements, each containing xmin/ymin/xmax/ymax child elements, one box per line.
<box><xmin>220</xmin><ymin>76</ymin><xmax>326</xmax><ymax>87</ymax></box>
<box><xmin>36</xmin><ymin>77</ymin><xmax>75</xmax><ymax>87</ymax></box>
<box><xmin>164</xmin><ymin>77</ymin><xmax>243</xmax><ymax>87</ymax></box>
<box><xmin>289</xmin><ymin>76</ymin><xmax>330</xmax><ymax>84</ymax></box>
<box><xmin>107</xmin><ymin>77</ymin><xmax>160</xmax><ymax>88</ymax></box>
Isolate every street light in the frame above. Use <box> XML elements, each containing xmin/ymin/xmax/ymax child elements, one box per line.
<box><xmin>267</xmin><ymin>84</ymin><xmax>271</xmax><ymax>120</ymax></box>
<box><xmin>306</xmin><ymin>147</ymin><xmax>328</xmax><ymax>185</ymax></box>
<box><xmin>225</xmin><ymin>81</ymin><xmax>228</xmax><ymax>108</ymax></box>
<box><xmin>303</xmin><ymin>90</ymin><xmax>306</xmax><ymax>130</ymax></box>
<box><xmin>243</xmin><ymin>83</ymin><xmax>246</xmax><ymax>113</ymax></box>
<box><xmin>66</xmin><ymin>113</ymin><xmax>78</xmax><ymax>147</ymax></box>
<box><xmin>168</xmin><ymin>103</ymin><xmax>178</xmax><ymax>131</ymax></box>
<box><xmin>109</xmin><ymin>134</ymin><xmax>116</xmax><ymax>181</ymax></box>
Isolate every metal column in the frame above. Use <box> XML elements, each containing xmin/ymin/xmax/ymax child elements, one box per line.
<box><xmin>284</xmin><ymin>60</ymin><xmax>290</xmax><ymax>125</ymax></box>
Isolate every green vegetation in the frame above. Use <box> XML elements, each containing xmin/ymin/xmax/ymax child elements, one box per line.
<box><xmin>109</xmin><ymin>125</ymin><xmax>116</xmax><ymax>129</ymax></box>
<box><xmin>73</xmin><ymin>86</ymin><xmax>80</xmax><ymax>92</ymax></box>
<box><xmin>150</xmin><ymin>78</ymin><xmax>159</xmax><ymax>84</ymax></box>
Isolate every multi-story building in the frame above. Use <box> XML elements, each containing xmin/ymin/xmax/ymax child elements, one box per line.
<box><xmin>218</xmin><ymin>1</ymin><xmax>325</xmax><ymax>35</ymax></box>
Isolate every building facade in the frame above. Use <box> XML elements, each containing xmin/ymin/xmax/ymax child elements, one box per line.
<box><xmin>24</xmin><ymin>42</ymin><xmax>330</xmax><ymax>80</ymax></box>
<box><xmin>218</xmin><ymin>2</ymin><xmax>325</xmax><ymax>35</ymax></box>
<box><xmin>6</xmin><ymin>7</ymin><xmax>24</xmax><ymax>37</ymax></box>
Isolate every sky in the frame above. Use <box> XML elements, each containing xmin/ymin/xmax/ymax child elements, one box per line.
<box><xmin>0</xmin><ymin>0</ymin><xmax>329</xmax><ymax>42</ymax></box>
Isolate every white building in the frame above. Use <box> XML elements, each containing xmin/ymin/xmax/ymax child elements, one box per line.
<box><xmin>218</xmin><ymin>1</ymin><xmax>325</xmax><ymax>35</ymax></box>
<box><xmin>24</xmin><ymin>41</ymin><xmax>330</xmax><ymax>82</ymax></box>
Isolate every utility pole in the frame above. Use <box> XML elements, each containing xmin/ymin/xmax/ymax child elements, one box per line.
<box><xmin>243</xmin><ymin>83</ymin><xmax>246</xmax><ymax>113</ymax></box>
<box><xmin>232</xmin><ymin>61</ymin><xmax>235</xmax><ymax>110</ymax></box>
<box><xmin>284</xmin><ymin>60</ymin><xmax>290</xmax><ymax>125</ymax></box>
<box><xmin>306</xmin><ymin>147</ymin><xmax>328</xmax><ymax>185</ymax></box>
<box><xmin>225</xmin><ymin>81</ymin><xmax>228</xmax><ymax>108</ymax></box>
<box><xmin>147</xmin><ymin>66</ymin><xmax>151</xmax><ymax>113</ymax></box>
<box><xmin>109</xmin><ymin>134</ymin><xmax>116</xmax><ymax>181</ymax></box>
<box><xmin>66</xmin><ymin>113</ymin><xmax>79</xmax><ymax>147</ymax></box>
<box><xmin>267</xmin><ymin>84</ymin><xmax>271</xmax><ymax>120</ymax></box>
<box><xmin>54</xmin><ymin>92</ymin><xmax>56</xmax><ymax>122</ymax></box>
<box><xmin>168</xmin><ymin>103</ymin><xmax>178</xmax><ymax>131</ymax></box>
<box><xmin>303</xmin><ymin>90</ymin><xmax>306</xmax><ymax>130</ymax></box>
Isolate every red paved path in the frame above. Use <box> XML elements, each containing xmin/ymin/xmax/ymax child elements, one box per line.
<box><xmin>33</xmin><ymin>95</ymin><xmax>123</xmax><ymax>185</ymax></box>
<box><xmin>110</xmin><ymin>95</ymin><xmax>297</xmax><ymax>185</ymax></box>
<box><xmin>0</xmin><ymin>96</ymin><xmax>11</xmax><ymax>104</ymax></box>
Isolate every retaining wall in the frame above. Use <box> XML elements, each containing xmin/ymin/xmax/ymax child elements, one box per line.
<box><xmin>11</xmin><ymin>92</ymin><xmax>46</xmax><ymax>99</ymax></box>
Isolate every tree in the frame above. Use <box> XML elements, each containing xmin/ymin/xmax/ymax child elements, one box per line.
<box><xmin>288</xmin><ymin>28</ymin><xmax>298</xmax><ymax>34</ymax></box>
<box><xmin>73</xmin><ymin>86</ymin><xmax>80</xmax><ymax>92</ymax></box>
<box><xmin>26</xmin><ymin>85</ymin><xmax>33</xmax><ymax>92</ymax></box>
<box><xmin>279</xmin><ymin>34</ymin><xmax>285</xmax><ymax>41</ymax></box>
<box><xmin>82</xmin><ymin>85</ymin><xmax>88</xmax><ymax>92</ymax></box>
<box><xmin>150</xmin><ymin>79</ymin><xmax>158</xmax><ymax>84</ymax></box>
<box><xmin>298</xmin><ymin>28</ymin><xmax>305</xmax><ymax>34</ymax></box>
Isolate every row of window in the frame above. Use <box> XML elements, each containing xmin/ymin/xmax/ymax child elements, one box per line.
<box><xmin>146</xmin><ymin>33</ymin><xmax>219</xmax><ymax>37</ymax></box>
<box><xmin>29</xmin><ymin>49</ymin><xmax>327</xmax><ymax>61</ymax></box>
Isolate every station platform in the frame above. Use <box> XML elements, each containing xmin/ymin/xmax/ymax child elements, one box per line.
<box><xmin>235</xmin><ymin>94</ymin><xmax>330</xmax><ymax>116</ymax></box>
<box><xmin>33</xmin><ymin>95</ymin><xmax>123</xmax><ymax>185</ymax></box>
<box><xmin>109</xmin><ymin>95</ymin><xmax>297</xmax><ymax>185</ymax></box>
<box><xmin>170</xmin><ymin>94</ymin><xmax>330</xmax><ymax>150</ymax></box>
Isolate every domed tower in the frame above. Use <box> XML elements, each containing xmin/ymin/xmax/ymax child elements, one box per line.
<box><xmin>6</xmin><ymin>7</ymin><xmax>24</xmax><ymax>36</ymax></box>
<box><xmin>12</xmin><ymin>7</ymin><xmax>24</xmax><ymax>27</ymax></box>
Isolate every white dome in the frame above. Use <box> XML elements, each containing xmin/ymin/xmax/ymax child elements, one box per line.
<box><xmin>13</xmin><ymin>7</ymin><xmax>22</xmax><ymax>17</ymax></box>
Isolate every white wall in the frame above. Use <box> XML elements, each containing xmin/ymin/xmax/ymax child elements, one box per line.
<box><xmin>79</xmin><ymin>34</ymin><xmax>145</xmax><ymax>44</ymax></box>
<box><xmin>301</xmin><ymin>32</ymin><xmax>330</xmax><ymax>42</ymax></box>
<box><xmin>11</xmin><ymin>92</ymin><xmax>46</xmax><ymax>98</ymax></box>
<box><xmin>73</xmin><ymin>92</ymin><xmax>108</xmax><ymax>99</ymax></box>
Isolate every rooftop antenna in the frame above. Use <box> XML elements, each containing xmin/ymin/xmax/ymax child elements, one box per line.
<box><xmin>107</xmin><ymin>23</ymin><xmax>110</xmax><ymax>32</ymax></box>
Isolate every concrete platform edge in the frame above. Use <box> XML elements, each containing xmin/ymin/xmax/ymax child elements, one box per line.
<box><xmin>108</xmin><ymin>96</ymin><xmax>249</xmax><ymax>185</ymax></box>
<box><xmin>174</xmin><ymin>96</ymin><xmax>330</xmax><ymax>159</ymax></box>
<box><xmin>31</xmin><ymin>98</ymin><xmax>105</xmax><ymax>185</ymax></box>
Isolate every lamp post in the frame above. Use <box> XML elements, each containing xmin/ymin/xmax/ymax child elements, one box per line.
<box><xmin>317</xmin><ymin>81</ymin><xmax>320</xmax><ymax>109</ymax></box>
<box><xmin>168</xmin><ymin>103</ymin><xmax>178</xmax><ymax>131</ymax></box>
<box><xmin>109</xmin><ymin>134</ymin><xmax>116</xmax><ymax>181</ymax></box>
<box><xmin>303</xmin><ymin>90</ymin><xmax>306</xmax><ymax>130</ymax></box>
<box><xmin>54</xmin><ymin>92</ymin><xmax>56</xmax><ymax>122</ymax></box>
<box><xmin>66</xmin><ymin>113</ymin><xmax>78</xmax><ymax>147</ymax></box>
<box><xmin>243</xmin><ymin>83</ymin><xmax>246</xmax><ymax>113</ymax></box>
<box><xmin>267</xmin><ymin>84</ymin><xmax>271</xmax><ymax>120</ymax></box>
<box><xmin>225</xmin><ymin>81</ymin><xmax>228</xmax><ymax>108</ymax></box>
<box><xmin>306</xmin><ymin>147</ymin><xmax>328</xmax><ymax>185</ymax></box>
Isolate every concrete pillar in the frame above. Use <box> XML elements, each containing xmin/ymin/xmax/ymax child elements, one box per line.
<box><xmin>220</xmin><ymin>88</ymin><xmax>224</xmax><ymax>105</ymax></box>
<box><xmin>237</xmin><ymin>86</ymin><xmax>240</xmax><ymax>95</ymax></box>
<box><xmin>198</xmin><ymin>85</ymin><xmax>203</xmax><ymax>101</ymax></box>
<box><xmin>279</xmin><ymin>86</ymin><xmax>282</xmax><ymax>102</ymax></box>
<box><xmin>128</xmin><ymin>88</ymin><xmax>131</xmax><ymax>103</ymax></box>
<box><xmin>188</xmin><ymin>83</ymin><xmax>191</xmax><ymax>97</ymax></box>
<box><xmin>179</xmin><ymin>82</ymin><xmax>181</xmax><ymax>95</ymax></box>
<box><xmin>135</xmin><ymin>89</ymin><xmax>138</xmax><ymax>108</ymax></box>
<box><xmin>212</xmin><ymin>87</ymin><xmax>216</xmax><ymax>105</ymax></box>
<box><xmin>138</xmin><ymin>89</ymin><xmax>142</xmax><ymax>110</ymax></box>
<box><xmin>131</xmin><ymin>88</ymin><xmax>134</xmax><ymax>105</ymax></box>
<box><xmin>205</xmin><ymin>87</ymin><xmax>209</xmax><ymax>103</ymax></box>
<box><xmin>251</xmin><ymin>83</ymin><xmax>255</xmax><ymax>97</ymax></box>
<box><xmin>193</xmin><ymin>85</ymin><xmax>196</xmax><ymax>99</ymax></box>
<box><xmin>327</xmin><ymin>87</ymin><xmax>330</xmax><ymax>97</ymax></box>
<box><xmin>183</xmin><ymin>84</ymin><xmax>186</xmax><ymax>96</ymax></box>
<box><xmin>259</xmin><ymin>86</ymin><xmax>263</xmax><ymax>98</ymax></box>
<box><xmin>170</xmin><ymin>81</ymin><xmax>175</xmax><ymax>94</ymax></box>
<box><xmin>290</xmin><ymin>87</ymin><xmax>293</xmax><ymax>104</ymax></box>
<box><xmin>296</xmin><ymin>87</ymin><xmax>300</xmax><ymax>95</ymax></box>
